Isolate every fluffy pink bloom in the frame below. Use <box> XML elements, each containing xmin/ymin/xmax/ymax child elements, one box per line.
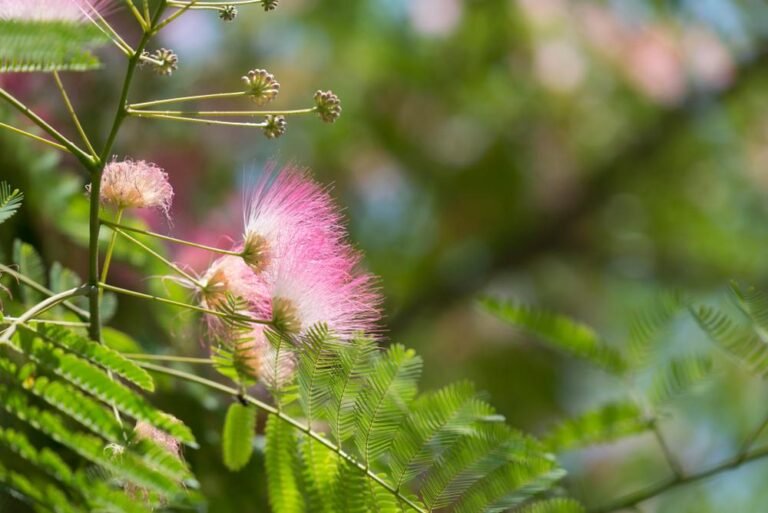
<box><xmin>91</xmin><ymin>159</ymin><xmax>174</xmax><ymax>216</ymax></box>
<box><xmin>241</xmin><ymin>166</ymin><xmax>345</xmax><ymax>272</ymax></box>
<box><xmin>0</xmin><ymin>0</ymin><xmax>113</xmax><ymax>22</ymax></box>
<box><xmin>196</xmin><ymin>167</ymin><xmax>381</xmax><ymax>385</ymax></box>
<box><xmin>264</xmin><ymin>242</ymin><xmax>381</xmax><ymax>341</ymax></box>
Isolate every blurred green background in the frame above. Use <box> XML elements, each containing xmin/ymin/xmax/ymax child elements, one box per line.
<box><xmin>4</xmin><ymin>0</ymin><xmax>768</xmax><ymax>511</ymax></box>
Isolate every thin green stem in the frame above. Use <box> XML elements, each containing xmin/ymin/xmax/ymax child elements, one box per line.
<box><xmin>130</xmin><ymin>112</ymin><xmax>267</xmax><ymax>128</ymax></box>
<box><xmin>168</xmin><ymin>0</ymin><xmax>263</xmax><ymax>6</ymax></box>
<box><xmin>100</xmin><ymin>219</ymin><xmax>242</xmax><ymax>256</ymax></box>
<box><xmin>108</xmin><ymin>225</ymin><xmax>203</xmax><ymax>287</ymax></box>
<box><xmin>125</xmin><ymin>354</ymin><xmax>212</xmax><ymax>364</ymax></box>
<box><xmin>90</xmin><ymin>6</ymin><xmax>164</xmax><ymax>344</ymax></box>
<box><xmin>0</xmin><ymin>122</ymin><xmax>68</xmax><ymax>152</ymax></box>
<box><xmin>738</xmin><ymin>413</ymin><xmax>768</xmax><ymax>461</ymax></box>
<box><xmin>0</xmin><ymin>88</ymin><xmax>95</xmax><ymax>168</ymax></box>
<box><xmin>99</xmin><ymin>208</ymin><xmax>125</xmax><ymax>296</ymax></box>
<box><xmin>587</xmin><ymin>445</ymin><xmax>768</xmax><ymax>513</ymax></box>
<box><xmin>0</xmin><ymin>264</ymin><xmax>90</xmax><ymax>321</ymax></box>
<box><xmin>98</xmin><ymin>282</ymin><xmax>272</xmax><ymax>326</ymax></box>
<box><xmin>143</xmin><ymin>0</ymin><xmax>151</xmax><ymax>20</ymax></box>
<box><xmin>0</xmin><ymin>287</ymin><xmax>88</xmax><ymax>344</ymax></box>
<box><xmin>124</xmin><ymin>0</ymin><xmax>150</xmax><ymax>29</ymax></box>
<box><xmin>129</xmin><ymin>92</ymin><xmax>247</xmax><ymax>109</ymax></box>
<box><xmin>86</xmin><ymin>8</ymin><xmax>134</xmax><ymax>56</ymax></box>
<box><xmin>652</xmin><ymin>423</ymin><xmax>683</xmax><ymax>478</ymax></box>
<box><xmin>52</xmin><ymin>71</ymin><xmax>98</xmax><ymax>159</ymax></box>
<box><xmin>0</xmin><ymin>318</ymin><xmax>90</xmax><ymax>328</ymax></box>
<box><xmin>128</xmin><ymin>107</ymin><xmax>317</xmax><ymax>117</ymax></box>
<box><xmin>136</xmin><ymin>361</ymin><xmax>428</xmax><ymax>513</ymax></box>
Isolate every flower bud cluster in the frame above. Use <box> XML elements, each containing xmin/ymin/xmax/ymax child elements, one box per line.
<box><xmin>314</xmin><ymin>90</ymin><xmax>342</xmax><ymax>123</ymax></box>
<box><xmin>242</xmin><ymin>69</ymin><xmax>280</xmax><ymax>105</ymax></box>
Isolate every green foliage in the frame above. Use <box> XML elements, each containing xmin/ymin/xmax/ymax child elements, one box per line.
<box><xmin>265</xmin><ymin>416</ymin><xmax>305</xmax><ymax>513</ymax></box>
<box><xmin>0</xmin><ymin>182</ymin><xmax>22</xmax><ymax>225</ymax></box>
<box><xmin>13</xmin><ymin>240</ymin><xmax>46</xmax><ymax>307</ymax></box>
<box><xmin>693</xmin><ymin>305</ymin><xmax>768</xmax><ymax>377</ymax></box>
<box><xmin>516</xmin><ymin>498</ymin><xmax>586</xmax><ymax>513</ymax></box>
<box><xmin>649</xmin><ymin>354</ymin><xmax>714</xmax><ymax>405</ymax></box>
<box><xmin>0</xmin><ymin>317</ymin><xmax>198</xmax><ymax>511</ymax></box>
<box><xmin>36</xmin><ymin>324</ymin><xmax>154</xmax><ymax>392</ymax></box>
<box><xmin>480</xmin><ymin>298</ymin><xmax>627</xmax><ymax>373</ymax></box>
<box><xmin>261</xmin><ymin>328</ymin><xmax>569</xmax><ymax>512</ymax></box>
<box><xmin>222</xmin><ymin>402</ymin><xmax>256</xmax><ymax>471</ymax></box>
<box><xmin>543</xmin><ymin>401</ymin><xmax>651</xmax><ymax>452</ymax></box>
<box><xmin>0</xmin><ymin>20</ymin><xmax>107</xmax><ymax>73</ymax></box>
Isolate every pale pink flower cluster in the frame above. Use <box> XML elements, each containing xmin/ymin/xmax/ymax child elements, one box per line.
<box><xmin>134</xmin><ymin>420</ymin><xmax>181</xmax><ymax>458</ymax></box>
<box><xmin>199</xmin><ymin>167</ymin><xmax>381</xmax><ymax>384</ymax></box>
<box><xmin>0</xmin><ymin>0</ymin><xmax>113</xmax><ymax>22</ymax></box>
<box><xmin>91</xmin><ymin>159</ymin><xmax>174</xmax><ymax>216</ymax></box>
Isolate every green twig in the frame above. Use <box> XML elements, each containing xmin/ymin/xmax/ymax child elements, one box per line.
<box><xmin>0</xmin><ymin>122</ymin><xmax>68</xmax><ymax>152</ymax></box>
<box><xmin>98</xmin><ymin>282</ymin><xmax>271</xmax><ymax>326</ymax></box>
<box><xmin>129</xmin><ymin>112</ymin><xmax>267</xmax><ymax>128</ymax></box>
<box><xmin>100</xmin><ymin>219</ymin><xmax>242</xmax><ymax>256</ymax></box>
<box><xmin>0</xmin><ymin>287</ymin><xmax>88</xmax><ymax>344</ymax></box>
<box><xmin>129</xmin><ymin>92</ymin><xmax>247</xmax><ymax>109</ymax></box>
<box><xmin>125</xmin><ymin>354</ymin><xmax>212</xmax><ymax>364</ymax></box>
<box><xmin>587</xmin><ymin>445</ymin><xmax>768</xmax><ymax>513</ymax></box>
<box><xmin>128</xmin><ymin>107</ymin><xmax>317</xmax><ymax>117</ymax></box>
<box><xmin>0</xmin><ymin>264</ymin><xmax>90</xmax><ymax>321</ymax></box>
<box><xmin>52</xmin><ymin>71</ymin><xmax>98</xmax><ymax>159</ymax></box>
<box><xmin>108</xmin><ymin>225</ymin><xmax>204</xmax><ymax>287</ymax></box>
<box><xmin>0</xmin><ymin>88</ymin><xmax>95</xmax><ymax>168</ymax></box>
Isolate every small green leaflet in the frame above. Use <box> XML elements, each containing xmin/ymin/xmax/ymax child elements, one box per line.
<box><xmin>0</xmin><ymin>182</ymin><xmax>23</xmax><ymax>225</ymax></box>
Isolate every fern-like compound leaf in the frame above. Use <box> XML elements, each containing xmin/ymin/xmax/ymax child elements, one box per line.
<box><xmin>649</xmin><ymin>354</ymin><xmax>714</xmax><ymax>405</ymax></box>
<box><xmin>222</xmin><ymin>402</ymin><xmax>256</xmax><ymax>471</ymax></box>
<box><xmin>0</xmin><ymin>182</ymin><xmax>23</xmax><ymax>225</ymax></box>
<box><xmin>36</xmin><ymin>323</ymin><xmax>155</xmax><ymax>392</ymax></box>
<box><xmin>516</xmin><ymin>498</ymin><xmax>586</xmax><ymax>513</ymax></box>
<box><xmin>543</xmin><ymin>401</ymin><xmax>651</xmax><ymax>451</ymax></box>
<box><xmin>694</xmin><ymin>306</ymin><xmax>768</xmax><ymax>377</ymax></box>
<box><xmin>0</xmin><ymin>20</ymin><xmax>107</xmax><ymax>72</ymax></box>
<box><xmin>481</xmin><ymin>298</ymin><xmax>627</xmax><ymax>373</ymax></box>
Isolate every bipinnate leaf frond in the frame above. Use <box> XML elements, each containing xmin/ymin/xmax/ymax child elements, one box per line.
<box><xmin>693</xmin><ymin>305</ymin><xmax>768</xmax><ymax>377</ymax></box>
<box><xmin>543</xmin><ymin>401</ymin><xmax>652</xmax><ymax>452</ymax></box>
<box><xmin>480</xmin><ymin>298</ymin><xmax>627</xmax><ymax>374</ymax></box>
<box><xmin>261</xmin><ymin>327</ymin><xmax>573</xmax><ymax>512</ymax></box>
<box><xmin>0</xmin><ymin>319</ymin><xmax>200</xmax><ymax>511</ymax></box>
<box><xmin>0</xmin><ymin>20</ymin><xmax>107</xmax><ymax>73</ymax></box>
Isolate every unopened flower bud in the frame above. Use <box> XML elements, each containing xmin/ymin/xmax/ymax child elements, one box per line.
<box><xmin>219</xmin><ymin>5</ymin><xmax>238</xmax><ymax>21</ymax></box>
<box><xmin>262</xmin><ymin>115</ymin><xmax>286</xmax><ymax>139</ymax></box>
<box><xmin>313</xmin><ymin>90</ymin><xmax>341</xmax><ymax>123</ymax></box>
<box><xmin>148</xmin><ymin>48</ymin><xmax>179</xmax><ymax>76</ymax></box>
<box><xmin>242</xmin><ymin>69</ymin><xmax>280</xmax><ymax>105</ymax></box>
<box><xmin>262</xmin><ymin>0</ymin><xmax>278</xmax><ymax>11</ymax></box>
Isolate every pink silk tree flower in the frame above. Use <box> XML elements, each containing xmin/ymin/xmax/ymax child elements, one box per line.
<box><xmin>264</xmin><ymin>241</ymin><xmax>382</xmax><ymax>342</ymax></box>
<box><xmin>197</xmin><ymin>254</ymin><xmax>272</xmax><ymax>340</ymax></box>
<box><xmin>90</xmin><ymin>159</ymin><xmax>174</xmax><ymax>216</ymax></box>
<box><xmin>0</xmin><ymin>0</ymin><xmax>114</xmax><ymax>22</ymax></box>
<box><xmin>241</xmin><ymin>166</ymin><xmax>346</xmax><ymax>273</ymax></box>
